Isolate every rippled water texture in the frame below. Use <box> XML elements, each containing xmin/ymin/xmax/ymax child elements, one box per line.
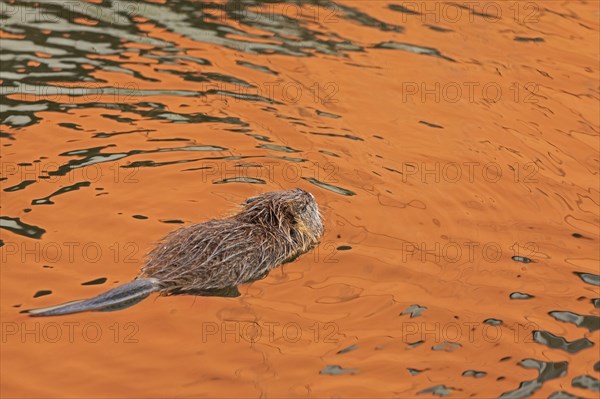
<box><xmin>1</xmin><ymin>1</ymin><xmax>599</xmax><ymax>398</ymax></box>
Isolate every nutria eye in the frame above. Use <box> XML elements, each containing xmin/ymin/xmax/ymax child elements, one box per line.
<box><xmin>246</xmin><ymin>197</ymin><xmax>257</xmax><ymax>204</ymax></box>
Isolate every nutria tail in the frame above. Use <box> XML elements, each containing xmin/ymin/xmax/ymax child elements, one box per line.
<box><xmin>26</xmin><ymin>278</ymin><xmax>160</xmax><ymax>317</ymax></box>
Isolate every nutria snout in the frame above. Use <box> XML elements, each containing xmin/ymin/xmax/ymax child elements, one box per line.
<box><xmin>27</xmin><ymin>189</ymin><xmax>324</xmax><ymax>316</ymax></box>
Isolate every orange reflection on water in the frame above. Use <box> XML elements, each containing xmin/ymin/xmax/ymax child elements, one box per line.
<box><xmin>1</xmin><ymin>0</ymin><xmax>598</xmax><ymax>398</ymax></box>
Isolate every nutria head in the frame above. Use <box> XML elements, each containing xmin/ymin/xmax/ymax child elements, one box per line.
<box><xmin>236</xmin><ymin>189</ymin><xmax>324</xmax><ymax>249</ymax></box>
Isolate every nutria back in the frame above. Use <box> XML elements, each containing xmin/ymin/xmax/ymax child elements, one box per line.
<box><xmin>140</xmin><ymin>189</ymin><xmax>324</xmax><ymax>294</ymax></box>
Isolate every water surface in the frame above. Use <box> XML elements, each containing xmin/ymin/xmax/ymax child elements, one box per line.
<box><xmin>1</xmin><ymin>1</ymin><xmax>599</xmax><ymax>398</ymax></box>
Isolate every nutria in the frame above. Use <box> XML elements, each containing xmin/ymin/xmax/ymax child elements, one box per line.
<box><xmin>27</xmin><ymin>189</ymin><xmax>324</xmax><ymax>316</ymax></box>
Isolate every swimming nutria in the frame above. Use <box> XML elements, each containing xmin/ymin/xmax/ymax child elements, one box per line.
<box><xmin>27</xmin><ymin>189</ymin><xmax>324</xmax><ymax>316</ymax></box>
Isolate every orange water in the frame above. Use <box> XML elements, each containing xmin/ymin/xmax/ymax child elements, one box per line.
<box><xmin>1</xmin><ymin>1</ymin><xmax>599</xmax><ymax>398</ymax></box>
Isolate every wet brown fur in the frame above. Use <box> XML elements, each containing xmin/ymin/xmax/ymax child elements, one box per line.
<box><xmin>140</xmin><ymin>189</ymin><xmax>324</xmax><ymax>294</ymax></box>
